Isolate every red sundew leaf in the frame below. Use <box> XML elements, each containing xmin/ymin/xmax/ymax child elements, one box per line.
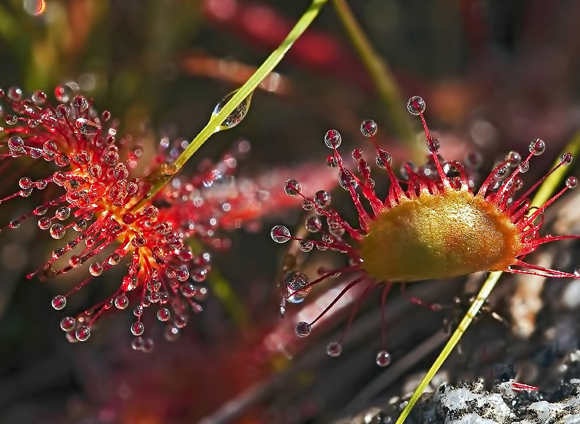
<box><xmin>0</xmin><ymin>86</ymin><xmax>215</xmax><ymax>350</ymax></box>
<box><xmin>161</xmin><ymin>161</ymin><xmax>339</xmax><ymax>235</ymax></box>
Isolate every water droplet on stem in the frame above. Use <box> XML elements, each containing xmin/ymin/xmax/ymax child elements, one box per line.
<box><xmin>211</xmin><ymin>89</ymin><xmax>253</xmax><ymax>132</ymax></box>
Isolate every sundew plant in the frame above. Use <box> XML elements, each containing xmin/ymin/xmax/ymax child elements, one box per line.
<box><xmin>2</xmin><ymin>1</ymin><xmax>580</xmax><ymax>423</ymax></box>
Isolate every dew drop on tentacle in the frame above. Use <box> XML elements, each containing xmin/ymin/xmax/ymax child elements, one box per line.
<box><xmin>285</xmin><ymin>271</ymin><xmax>311</xmax><ymax>304</ymax></box>
<box><xmin>406</xmin><ymin>96</ymin><xmax>426</xmax><ymax>115</ymax></box>
<box><xmin>19</xmin><ymin>178</ymin><xmax>32</xmax><ymax>190</ymax></box>
<box><xmin>131</xmin><ymin>337</ymin><xmax>144</xmax><ymax>351</ymax></box>
<box><xmin>295</xmin><ymin>321</ymin><xmax>311</xmax><ymax>337</ymax></box>
<box><xmin>518</xmin><ymin>161</ymin><xmax>530</xmax><ymax>173</ymax></box>
<box><xmin>324</xmin><ymin>129</ymin><xmax>342</xmax><ymax>149</ymax></box>
<box><xmin>51</xmin><ymin>295</ymin><xmax>66</xmax><ymax>310</ymax></box>
<box><xmin>360</xmin><ymin>119</ymin><xmax>378</xmax><ymax>137</ymax></box>
<box><xmin>314</xmin><ymin>190</ymin><xmax>331</xmax><ymax>208</ymax></box>
<box><xmin>60</xmin><ymin>316</ymin><xmax>75</xmax><ymax>332</ymax></box>
<box><xmin>338</xmin><ymin>169</ymin><xmax>358</xmax><ymax>190</ymax></box>
<box><xmin>566</xmin><ymin>176</ymin><xmax>578</xmax><ymax>189</ymax></box>
<box><xmin>561</xmin><ymin>152</ymin><xmax>573</xmax><ymax>165</ymax></box>
<box><xmin>75</xmin><ymin>326</ymin><xmax>91</xmax><ymax>342</ymax></box>
<box><xmin>465</xmin><ymin>151</ymin><xmax>483</xmax><ymax>168</ymax></box>
<box><xmin>130</xmin><ymin>321</ymin><xmax>145</xmax><ymax>336</ymax></box>
<box><xmin>375</xmin><ymin>149</ymin><xmax>392</xmax><ymax>169</ymax></box>
<box><xmin>284</xmin><ymin>179</ymin><xmax>302</xmax><ymax>196</ymax></box>
<box><xmin>49</xmin><ymin>223</ymin><xmax>65</xmax><ymax>239</ymax></box>
<box><xmin>89</xmin><ymin>262</ymin><xmax>103</xmax><ymax>276</ymax></box>
<box><xmin>270</xmin><ymin>225</ymin><xmax>291</xmax><ymax>243</ymax></box>
<box><xmin>302</xmin><ymin>198</ymin><xmax>315</xmax><ymax>211</ymax></box>
<box><xmin>327</xmin><ymin>342</ymin><xmax>342</xmax><ymax>357</ymax></box>
<box><xmin>505</xmin><ymin>151</ymin><xmax>522</xmax><ymax>168</ymax></box>
<box><xmin>529</xmin><ymin>138</ymin><xmax>546</xmax><ymax>156</ymax></box>
<box><xmin>157</xmin><ymin>308</ymin><xmax>171</xmax><ymax>322</ymax></box>
<box><xmin>114</xmin><ymin>294</ymin><xmax>129</xmax><ymax>310</ymax></box>
<box><xmin>299</xmin><ymin>239</ymin><xmax>314</xmax><ymax>252</ymax></box>
<box><xmin>140</xmin><ymin>338</ymin><xmax>154</xmax><ymax>353</ymax></box>
<box><xmin>305</xmin><ymin>216</ymin><xmax>322</xmax><ymax>233</ymax></box>
<box><xmin>352</xmin><ymin>148</ymin><xmax>363</xmax><ymax>160</ymax></box>
<box><xmin>376</xmin><ymin>350</ymin><xmax>391</xmax><ymax>367</ymax></box>
<box><xmin>75</xmin><ymin>118</ymin><xmax>101</xmax><ymax>135</ymax></box>
<box><xmin>211</xmin><ymin>89</ymin><xmax>253</xmax><ymax>132</ymax></box>
<box><xmin>326</xmin><ymin>155</ymin><xmax>339</xmax><ymax>168</ymax></box>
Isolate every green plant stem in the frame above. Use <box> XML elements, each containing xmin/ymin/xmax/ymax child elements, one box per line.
<box><xmin>331</xmin><ymin>0</ymin><xmax>415</xmax><ymax>147</ymax></box>
<box><xmin>395</xmin><ymin>130</ymin><xmax>580</xmax><ymax>424</ymax></box>
<box><xmin>187</xmin><ymin>238</ymin><xmax>248</xmax><ymax>327</ymax></box>
<box><xmin>135</xmin><ymin>0</ymin><xmax>330</xmax><ymax>210</ymax></box>
<box><xmin>394</xmin><ymin>272</ymin><xmax>501</xmax><ymax>424</ymax></box>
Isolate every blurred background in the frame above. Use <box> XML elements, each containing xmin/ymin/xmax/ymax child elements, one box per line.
<box><xmin>2</xmin><ymin>0</ymin><xmax>580</xmax><ymax>423</ymax></box>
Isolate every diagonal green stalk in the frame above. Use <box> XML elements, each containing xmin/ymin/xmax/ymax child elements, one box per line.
<box><xmin>395</xmin><ymin>131</ymin><xmax>580</xmax><ymax>424</ymax></box>
<box><xmin>331</xmin><ymin>0</ymin><xmax>416</xmax><ymax>147</ymax></box>
<box><xmin>135</xmin><ymin>0</ymin><xmax>330</xmax><ymax>210</ymax></box>
<box><xmin>187</xmin><ymin>238</ymin><xmax>248</xmax><ymax>327</ymax></box>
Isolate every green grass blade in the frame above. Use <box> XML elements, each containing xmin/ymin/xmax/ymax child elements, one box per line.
<box><xmin>331</xmin><ymin>0</ymin><xmax>416</xmax><ymax>148</ymax></box>
<box><xmin>136</xmin><ymin>0</ymin><xmax>330</xmax><ymax>210</ymax></box>
<box><xmin>395</xmin><ymin>271</ymin><xmax>501</xmax><ymax>424</ymax></box>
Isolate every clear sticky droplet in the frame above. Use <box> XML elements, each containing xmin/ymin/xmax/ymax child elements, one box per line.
<box><xmin>284</xmin><ymin>179</ymin><xmax>302</xmax><ymax>196</ymax></box>
<box><xmin>327</xmin><ymin>342</ymin><xmax>342</xmax><ymax>357</ymax></box>
<box><xmin>75</xmin><ymin>118</ymin><xmax>101</xmax><ymax>135</ymax></box>
<box><xmin>271</xmin><ymin>225</ymin><xmax>291</xmax><ymax>243</ymax></box>
<box><xmin>211</xmin><ymin>89</ymin><xmax>253</xmax><ymax>132</ymax></box>
<box><xmin>295</xmin><ymin>321</ymin><xmax>311</xmax><ymax>337</ymax></box>
<box><xmin>360</xmin><ymin>120</ymin><xmax>378</xmax><ymax>137</ymax></box>
<box><xmin>376</xmin><ymin>350</ymin><xmax>391</xmax><ymax>367</ymax></box>
<box><xmin>60</xmin><ymin>316</ymin><xmax>75</xmax><ymax>332</ymax></box>
<box><xmin>407</xmin><ymin>96</ymin><xmax>426</xmax><ymax>115</ymax></box>
<box><xmin>285</xmin><ymin>271</ymin><xmax>311</xmax><ymax>304</ymax></box>
<box><xmin>51</xmin><ymin>295</ymin><xmax>66</xmax><ymax>310</ymax></box>
<box><xmin>529</xmin><ymin>138</ymin><xmax>546</xmax><ymax>156</ymax></box>
<box><xmin>75</xmin><ymin>326</ymin><xmax>91</xmax><ymax>342</ymax></box>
